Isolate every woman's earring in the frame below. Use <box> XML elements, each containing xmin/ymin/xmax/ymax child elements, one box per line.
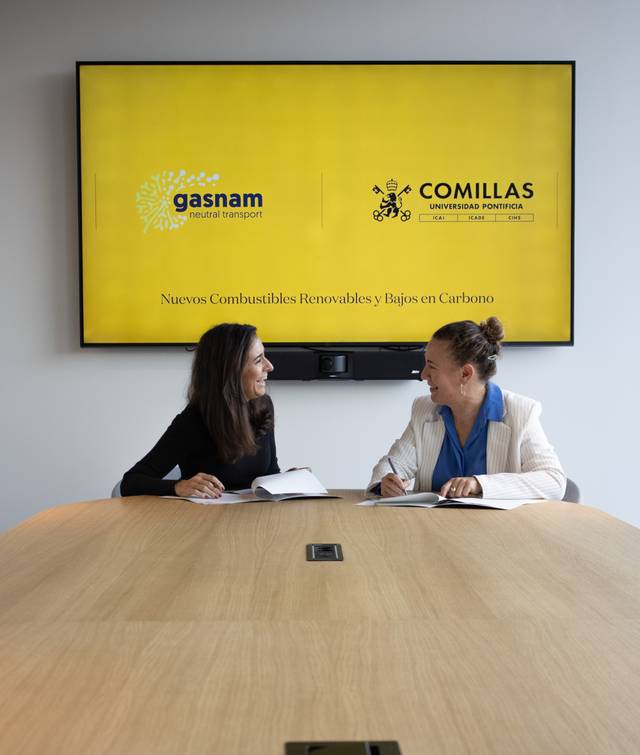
<box><xmin>459</xmin><ymin>383</ymin><xmax>466</xmax><ymax>397</ymax></box>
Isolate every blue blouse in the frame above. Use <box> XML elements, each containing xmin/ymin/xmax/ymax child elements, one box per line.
<box><xmin>431</xmin><ymin>382</ymin><xmax>504</xmax><ymax>492</ymax></box>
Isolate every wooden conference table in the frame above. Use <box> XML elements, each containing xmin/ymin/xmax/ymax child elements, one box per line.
<box><xmin>1</xmin><ymin>492</ymin><xmax>639</xmax><ymax>754</ymax></box>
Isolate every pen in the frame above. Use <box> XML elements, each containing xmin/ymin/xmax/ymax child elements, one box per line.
<box><xmin>387</xmin><ymin>456</ymin><xmax>407</xmax><ymax>495</ymax></box>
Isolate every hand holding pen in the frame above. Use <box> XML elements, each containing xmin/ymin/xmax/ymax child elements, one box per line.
<box><xmin>380</xmin><ymin>456</ymin><xmax>410</xmax><ymax>497</ymax></box>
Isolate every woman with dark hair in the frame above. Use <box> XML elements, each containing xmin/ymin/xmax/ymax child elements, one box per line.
<box><xmin>369</xmin><ymin>317</ymin><xmax>566</xmax><ymax>500</ymax></box>
<box><xmin>121</xmin><ymin>323</ymin><xmax>277</xmax><ymax>498</ymax></box>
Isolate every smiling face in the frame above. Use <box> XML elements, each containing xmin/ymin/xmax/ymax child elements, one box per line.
<box><xmin>421</xmin><ymin>338</ymin><xmax>466</xmax><ymax>406</ymax></box>
<box><xmin>241</xmin><ymin>337</ymin><xmax>274</xmax><ymax>400</ymax></box>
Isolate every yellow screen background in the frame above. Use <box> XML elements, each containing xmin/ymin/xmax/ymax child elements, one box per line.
<box><xmin>79</xmin><ymin>63</ymin><xmax>573</xmax><ymax>344</ymax></box>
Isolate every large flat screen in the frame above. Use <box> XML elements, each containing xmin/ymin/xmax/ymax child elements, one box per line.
<box><xmin>77</xmin><ymin>62</ymin><xmax>574</xmax><ymax>346</ymax></box>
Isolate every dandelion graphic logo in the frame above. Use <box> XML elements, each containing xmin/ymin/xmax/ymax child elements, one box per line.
<box><xmin>136</xmin><ymin>170</ymin><xmax>220</xmax><ymax>232</ymax></box>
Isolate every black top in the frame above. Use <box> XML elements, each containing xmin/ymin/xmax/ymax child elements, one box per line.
<box><xmin>121</xmin><ymin>404</ymin><xmax>279</xmax><ymax>496</ymax></box>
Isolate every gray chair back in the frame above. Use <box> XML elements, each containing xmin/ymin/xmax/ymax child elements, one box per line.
<box><xmin>562</xmin><ymin>478</ymin><xmax>580</xmax><ymax>503</ymax></box>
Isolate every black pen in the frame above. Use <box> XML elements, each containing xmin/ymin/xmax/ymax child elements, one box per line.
<box><xmin>387</xmin><ymin>456</ymin><xmax>407</xmax><ymax>495</ymax></box>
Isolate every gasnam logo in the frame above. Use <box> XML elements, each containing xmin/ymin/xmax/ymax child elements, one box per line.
<box><xmin>136</xmin><ymin>171</ymin><xmax>264</xmax><ymax>232</ymax></box>
<box><xmin>136</xmin><ymin>170</ymin><xmax>220</xmax><ymax>232</ymax></box>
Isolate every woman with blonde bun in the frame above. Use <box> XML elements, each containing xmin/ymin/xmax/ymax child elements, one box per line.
<box><xmin>369</xmin><ymin>317</ymin><xmax>566</xmax><ymax>500</ymax></box>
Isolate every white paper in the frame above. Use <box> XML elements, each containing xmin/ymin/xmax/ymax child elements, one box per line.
<box><xmin>366</xmin><ymin>491</ymin><xmax>440</xmax><ymax>505</ymax></box>
<box><xmin>357</xmin><ymin>494</ymin><xmax>538</xmax><ymax>510</ymax></box>
<box><xmin>162</xmin><ymin>491</ymin><xmax>260</xmax><ymax>505</ymax></box>
<box><xmin>251</xmin><ymin>469</ymin><xmax>328</xmax><ymax>496</ymax></box>
<box><xmin>161</xmin><ymin>470</ymin><xmax>333</xmax><ymax>505</ymax></box>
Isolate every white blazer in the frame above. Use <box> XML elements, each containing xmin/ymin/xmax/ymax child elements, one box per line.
<box><xmin>368</xmin><ymin>389</ymin><xmax>566</xmax><ymax>500</ymax></box>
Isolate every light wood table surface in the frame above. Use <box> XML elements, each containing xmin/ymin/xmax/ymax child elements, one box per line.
<box><xmin>1</xmin><ymin>492</ymin><xmax>639</xmax><ymax>754</ymax></box>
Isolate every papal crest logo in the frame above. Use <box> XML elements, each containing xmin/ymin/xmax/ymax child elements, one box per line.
<box><xmin>372</xmin><ymin>178</ymin><xmax>412</xmax><ymax>222</ymax></box>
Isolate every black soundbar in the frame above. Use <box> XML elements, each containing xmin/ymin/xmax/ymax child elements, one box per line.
<box><xmin>265</xmin><ymin>347</ymin><xmax>424</xmax><ymax>381</ymax></box>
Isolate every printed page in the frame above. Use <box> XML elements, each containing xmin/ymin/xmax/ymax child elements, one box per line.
<box><xmin>437</xmin><ymin>498</ymin><xmax>537</xmax><ymax>510</ymax></box>
<box><xmin>162</xmin><ymin>491</ymin><xmax>259</xmax><ymax>505</ymax></box>
<box><xmin>362</xmin><ymin>491</ymin><xmax>440</xmax><ymax>506</ymax></box>
<box><xmin>358</xmin><ymin>494</ymin><xmax>538</xmax><ymax>509</ymax></box>
<box><xmin>252</xmin><ymin>469</ymin><xmax>329</xmax><ymax>496</ymax></box>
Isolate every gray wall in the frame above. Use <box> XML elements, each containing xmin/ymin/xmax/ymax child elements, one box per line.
<box><xmin>1</xmin><ymin>0</ymin><xmax>638</xmax><ymax>532</ymax></box>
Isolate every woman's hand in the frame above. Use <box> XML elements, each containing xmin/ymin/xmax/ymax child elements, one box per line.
<box><xmin>175</xmin><ymin>473</ymin><xmax>224</xmax><ymax>499</ymax></box>
<box><xmin>380</xmin><ymin>473</ymin><xmax>410</xmax><ymax>498</ymax></box>
<box><xmin>441</xmin><ymin>476</ymin><xmax>481</xmax><ymax>498</ymax></box>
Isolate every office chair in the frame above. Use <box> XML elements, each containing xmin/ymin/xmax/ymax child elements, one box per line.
<box><xmin>111</xmin><ymin>466</ymin><xmax>181</xmax><ymax>497</ymax></box>
<box><xmin>563</xmin><ymin>478</ymin><xmax>580</xmax><ymax>503</ymax></box>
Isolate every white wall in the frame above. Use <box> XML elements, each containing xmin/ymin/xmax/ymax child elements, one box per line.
<box><xmin>1</xmin><ymin>0</ymin><xmax>638</xmax><ymax>532</ymax></box>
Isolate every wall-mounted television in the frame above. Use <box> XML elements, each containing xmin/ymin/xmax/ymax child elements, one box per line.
<box><xmin>77</xmin><ymin>61</ymin><xmax>574</xmax><ymax>378</ymax></box>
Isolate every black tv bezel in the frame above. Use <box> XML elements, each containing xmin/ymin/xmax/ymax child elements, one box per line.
<box><xmin>76</xmin><ymin>60</ymin><xmax>575</xmax><ymax>354</ymax></box>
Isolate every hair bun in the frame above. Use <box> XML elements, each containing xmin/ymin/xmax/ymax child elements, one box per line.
<box><xmin>479</xmin><ymin>316</ymin><xmax>504</xmax><ymax>345</ymax></box>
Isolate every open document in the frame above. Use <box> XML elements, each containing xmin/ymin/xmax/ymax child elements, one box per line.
<box><xmin>358</xmin><ymin>491</ymin><xmax>537</xmax><ymax>510</ymax></box>
<box><xmin>163</xmin><ymin>469</ymin><xmax>337</xmax><ymax>505</ymax></box>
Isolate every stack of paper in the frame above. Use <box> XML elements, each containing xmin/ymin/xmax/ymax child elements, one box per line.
<box><xmin>359</xmin><ymin>491</ymin><xmax>536</xmax><ymax>510</ymax></box>
<box><xmin>163</xmin><ymin>469</ymin><xmax>336</xmax><ymax>505</ymax></box>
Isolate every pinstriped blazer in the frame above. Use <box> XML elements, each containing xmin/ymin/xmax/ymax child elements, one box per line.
<box><xmin>369</xmin><ymin>389</ymin><xmax>566</xmax><ymax>500</ymax></box>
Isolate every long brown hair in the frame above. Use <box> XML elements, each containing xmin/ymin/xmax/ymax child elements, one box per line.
<box><xmin>188</xmin><ymin>323</ymin><xmax>273</xmax><ymax>462</ymax></box>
